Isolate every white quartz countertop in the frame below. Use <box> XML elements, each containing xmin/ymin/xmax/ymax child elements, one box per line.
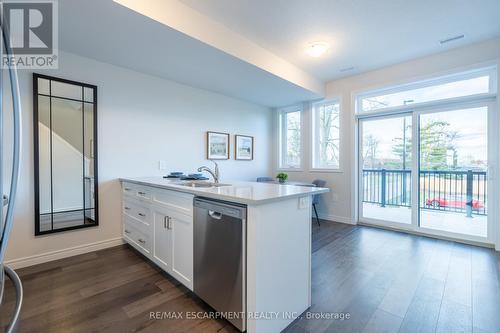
<box><xmin>120</xmin><ymin>177</ymin><xmax>329</xmax><ymax>205</ymax></box>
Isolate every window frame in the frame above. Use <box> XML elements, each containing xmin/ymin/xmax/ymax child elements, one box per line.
<box><xmin>355</xmin><ymin>66</ymin><xmax>497</xmax><ymax>116</ymax></box>
<box><xmin>277</xmin><ymin>105</ymin><xmax>303</xmax><ymax>171</ymax></box>
<box><xmin>310</xmin><ymin>99</ymin><xmax>342</xmax><ymax>172</ymax></box>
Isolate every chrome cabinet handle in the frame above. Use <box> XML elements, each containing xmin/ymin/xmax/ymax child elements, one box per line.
<box><xmin>124</xmin><ymin>229</ymin><xmax>131</xmax><ymax>234</ymax></box>
<box><xmin>163</xmin><ymin>216</ymin><xmax>172</xmax><ymax>230</ymax></box>
<box><xmin>138</xmin><ymin>238</ymin><xmax>146</xmax><ymax>244</ymax></box>
<box><xmin>138</xmin><ymin>213</ymin><xmax>146</xmax><ymax>217</ymax></box>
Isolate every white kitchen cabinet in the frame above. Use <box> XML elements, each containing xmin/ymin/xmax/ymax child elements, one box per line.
<box><xmin>121</xmin><ymin>182</ymin><xmax>194</xmax><ymax>290</ymax></box>
<box><xmin>152</xmin><ymin>207</ymin><xmax>172</xmax><ymax>272</ymax></box>
<box><xmin>168</xmin><ymin>208</ymin><xmax>193</xmax><ymax>289</ymax></box>
<box><xmin>151</xmin><ymin>205</ymin><xmax>193</xmax><ymax>289</ymax></box>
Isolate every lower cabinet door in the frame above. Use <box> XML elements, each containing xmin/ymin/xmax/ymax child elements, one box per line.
<box><xmin>153</xmin><ymin>208</ymin><xmax>172</xmax><ymax>272</ymax></box>
<box><xmin>170</xmin><ymin>210</ymin><xmax>194</xmax><ymax>290</ymax></box>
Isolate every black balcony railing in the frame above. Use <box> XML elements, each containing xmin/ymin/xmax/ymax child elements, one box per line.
<box><xmin>362</xmin><ymin>169</ymin><xmax>487</xmax><ymax>216</ymax></box>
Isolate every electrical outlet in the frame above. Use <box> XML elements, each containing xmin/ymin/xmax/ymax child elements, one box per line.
<box><xmin>159</xmin><ymin>160</ymin><xmax>167</xmax><ymax>170</ymax></box>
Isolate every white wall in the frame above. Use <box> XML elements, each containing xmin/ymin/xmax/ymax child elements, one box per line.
<box><xmin>4</xmin><ymin>51</ymin><xmax>273</xmax><ymax>266</ymax></box>
<box><xmin>275</xmin><ymin>37</ymin><xmax>500</xmax><ymax>249</ymax></box>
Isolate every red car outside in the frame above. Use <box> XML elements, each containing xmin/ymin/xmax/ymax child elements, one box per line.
<box><xmin>425</xmin><ymin>197</ymin><xmax>484</xmax><ymax>210</ymax></box>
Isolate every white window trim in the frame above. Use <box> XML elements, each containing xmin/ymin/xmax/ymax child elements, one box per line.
<box><xmin>355</xmin><ymin>66</ymin><xmax>497</xmax><ymax>115</ymax></box>
<box><xmin>310</xmin><ymin>98</ymin><xmax>343</xmax><ymax>172</ymax></box>
<box><xmin>277</xmin><ymin>104</ymin><xmax>304</xmax><ymax>171</ymax></box>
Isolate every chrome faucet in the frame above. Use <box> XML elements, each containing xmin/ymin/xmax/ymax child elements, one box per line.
<box><xmin>197</xmin><ymin>160</ymin><xmax>220</xmax><ymax>183</ymax></box>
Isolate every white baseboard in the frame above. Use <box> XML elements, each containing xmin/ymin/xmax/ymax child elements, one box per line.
<box><xmin>5</xmin><ymin>237</ymin><xmax>125</xmax><ymax>269</ymax></box>
<box><xmin>318</xmin><ymin>213</ymin><xmax>356</xmax><ymax>225</ymax></box>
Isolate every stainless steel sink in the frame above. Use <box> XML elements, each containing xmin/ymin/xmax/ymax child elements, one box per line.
<box><xmin>176</xmin><ymin>181</ymin><xmax>231</xmax><ymax>188</ymax></box>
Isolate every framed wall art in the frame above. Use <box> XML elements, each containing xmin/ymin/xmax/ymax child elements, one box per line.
<box><xmin>206</xmin><ymin>131</ymin><xmax>230</xmax><ymax>160</ymax></box>
<box><xmin>235</xmin><ymin>135</ymin><xmax>254</xmax><ymax>160</ymax></box>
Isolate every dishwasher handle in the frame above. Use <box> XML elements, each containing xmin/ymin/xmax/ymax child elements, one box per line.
<box><xmin>208</xmin><ymin>210</ymin><xmax>222</xmax><ymax>220</ymax></box>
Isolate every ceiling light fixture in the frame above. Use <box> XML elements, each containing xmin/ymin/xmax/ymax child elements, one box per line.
<box><xmin>305</xmin><ymin>42</ymin><xmax>330</xmax><ymax>58</ymax></box>
<box><xmin>440</xmin><ymin>34</ymin><xmax>465</xmax><ymax>45</ymax></box>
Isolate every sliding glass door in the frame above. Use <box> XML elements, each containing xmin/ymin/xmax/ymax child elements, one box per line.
<box><xmin>419</xmin><ymin>106</ymin><xmax>488</xmax><ymax>238</ymax></box>
<box><xmin>359</xmin><ymin>114</ymin><xmax>413</xmax><ymax>226</ymax></box>
<box><xmin>358</xmin><ymin>103</ymin><xmax>492</xmax><ymax>241</ymax></box>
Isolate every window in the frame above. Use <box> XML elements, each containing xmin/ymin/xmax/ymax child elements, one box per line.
<box><xmin>357</xmin><ymin>67</ymin><xmax>496</xmax><ymax>113</ymax></box>
<box><xmin>279</xmin><ymin>106</ymin><xmax>302</xmax><ymax>169</ymax></box>
<box><xmin>312</xmin><ymin>101</ymin><xmax>340</xmax><ymax>170</ymax></box>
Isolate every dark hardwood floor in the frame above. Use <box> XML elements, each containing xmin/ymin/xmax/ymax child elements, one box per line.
<box><xmin>1</xmin><ymin>221</ymin><xmax>499</xmax><ymax>333</ymax></box>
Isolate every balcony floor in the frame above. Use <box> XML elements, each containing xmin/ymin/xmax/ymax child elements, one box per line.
<box><xmin>362</xmin><ymin>203</ymin><xmax>487</xmax><ymax>238</ymax></box>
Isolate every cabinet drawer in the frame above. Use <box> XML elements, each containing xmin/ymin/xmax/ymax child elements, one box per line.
<box><xmin>122</xmin><ymin>182</ymin><xmax>153</xmax><ymax>202</ymax></box>
<box><xmin>123</xmin><ymin>219</ymin><xmax>151</xmax><ymax>256</ymax></box>
<box><xmin>123</xmin><ymin>198</ymin><xmax>152</xmax><ymax>227</ymax></box>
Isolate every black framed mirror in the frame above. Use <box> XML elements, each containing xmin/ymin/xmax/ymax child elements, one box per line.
<box><xmin>33</xmin><ymin>74</ymin><xmax>98</xmax><ymax>235</ymax></box>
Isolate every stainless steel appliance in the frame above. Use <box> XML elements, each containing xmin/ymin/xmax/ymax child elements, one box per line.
<box><xmin>194</xmin><ymin>198</ymin><xmax>246</xmax><ymax>331</ymax></box>
<box><xmin>0</xmin><ymin>16</ymin><xmax>24</xmax><ymax>333</ymax></box>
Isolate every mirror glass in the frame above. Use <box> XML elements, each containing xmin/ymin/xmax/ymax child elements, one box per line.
<box><xmin>34</xmin><ymin>74</ymin><xmax>98</xmax><ymax>235</ymax></box>
<box><xmin>84</xmin><ymin>87</ymin><xmax>94</xmax><ymax>103</ymax></box>
<box><xmin>51</xmin><ymin>80</ymin><xmax>83</xmax><ymax>100</ymax></box>
<box><xmin>38</xmin><ymin>78</ymin><xmax>50</xmax><ymax>95</ymax></box>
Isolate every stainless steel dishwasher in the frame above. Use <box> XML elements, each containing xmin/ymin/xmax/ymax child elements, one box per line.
<box><xmin>194</xmin><ymin>197</ymin><xmax>246</xmax><ymax>332</ymax></box>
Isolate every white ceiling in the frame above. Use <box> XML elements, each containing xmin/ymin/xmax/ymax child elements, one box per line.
<box><xmin>58</xmin><ymin>0</ymin><xmax>322</xmax><ymax>107</ymax></box>
<box><xmin>59</xmin><ymin>0</ymin><xmax>500</xmax><ymax>108</ymax></box>
<box><xmin>180</xmin><ymin>0</ymin><xmax>500</xmax><ymax>81</ymax></box>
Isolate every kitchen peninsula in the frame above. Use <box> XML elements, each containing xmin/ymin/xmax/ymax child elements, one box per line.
<box><xmin>120</xmin><ymin>177</ymin><xmax>329</xmax><ymax>333</ymax></box>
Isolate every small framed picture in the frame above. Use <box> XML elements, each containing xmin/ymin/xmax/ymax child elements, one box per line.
<box><xmin>207</xmin><ymin>131</ymin><xmax>230</xmax><ymax>160</ymax></box>
<box><xmin>235</xmin><ymin>135</ymin><xmax>254</xmax><ymax>160</ymax></box>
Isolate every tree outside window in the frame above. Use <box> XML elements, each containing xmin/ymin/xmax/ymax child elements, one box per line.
<box><xmin>285</xmin><ymin>111</ymin><xmax>301</xmax><ymax>167</ymax></box>
<box><xmin>313</xmin><ymin>102</ymin><xmax>340</xmax><ymax>169</ymax></box>
<box><xmin>279</xmin><ymin>108</ymin><xmax>302</xmax><ymax>168</ymax></box>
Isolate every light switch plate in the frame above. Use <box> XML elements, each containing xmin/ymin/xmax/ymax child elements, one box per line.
<box><xmin>159</xmin><ymin>160</ymin><xmax>167</xmax><ymax>170</ymax></box>
<box><xmin>298</xmin><ymin>196</ymin><xmax>309</xmax><ymax>209</ymax></box>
